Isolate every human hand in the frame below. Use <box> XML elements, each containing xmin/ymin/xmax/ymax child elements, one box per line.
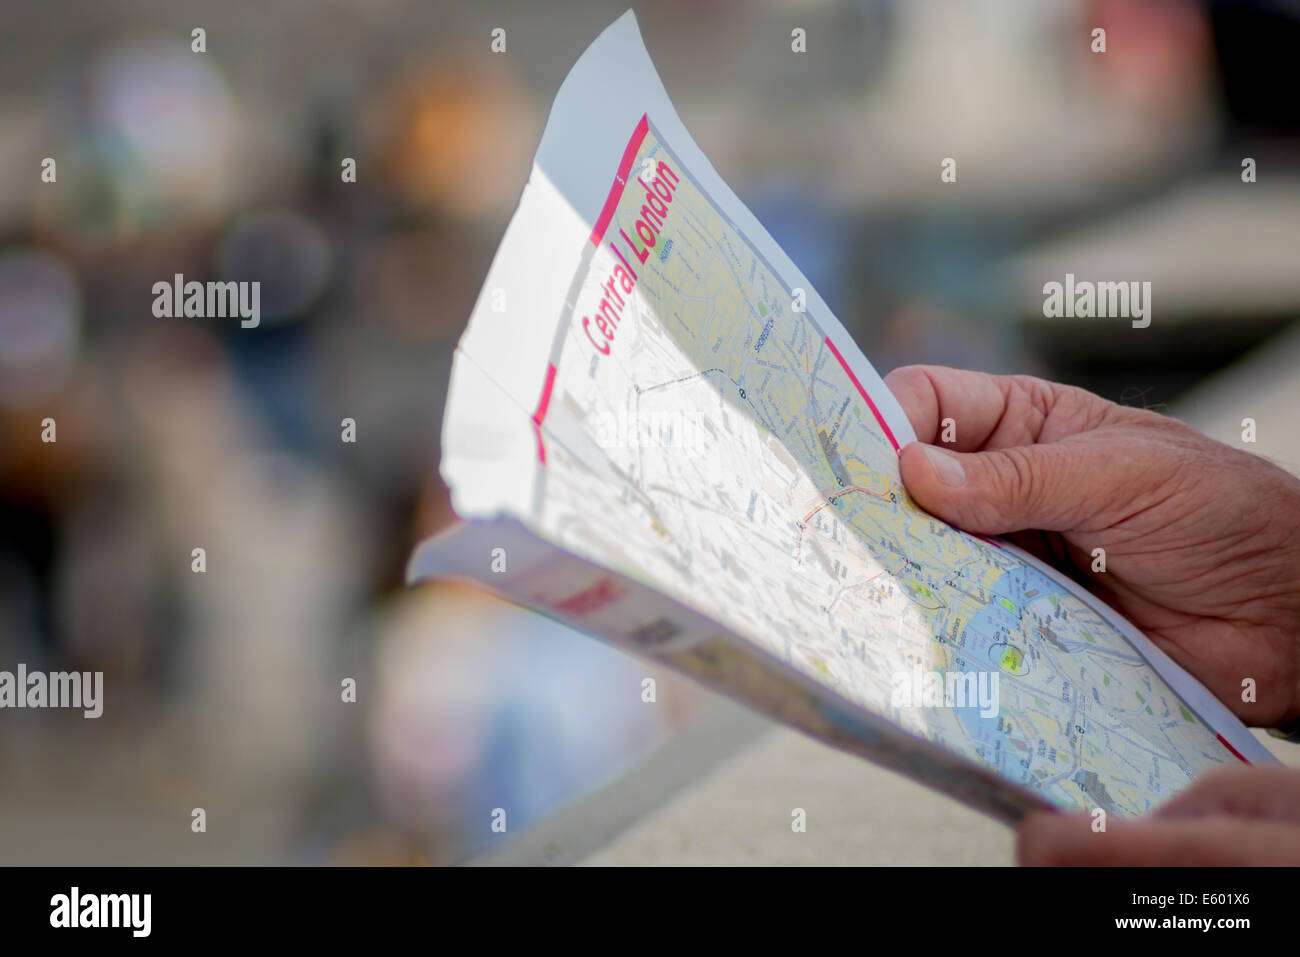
<box><xmin>884</xmin><ymin>364</ymin><xmax>1300</xmax><ymax>727</ymax></box>
<box><xmin>1018</xmin><ymin>764</ymin><xmax>1300</xmax><ymax>864</ymax></box>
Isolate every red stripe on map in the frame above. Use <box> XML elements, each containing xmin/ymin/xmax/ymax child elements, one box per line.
<box><xmin>1217</xmin><ymin>733</ymin><xmax>1251</xmax><ymax>765</ymax></box>
<box><xmin>590</xmin><ymin>113</ymin><xmax>650</xmax><ymax>246</ymax></box>
<box><xmin>825</xmin><ymin>336</ymin><xmax>1003</xmax><ymax>549</ymax></box>
<box><xmin>537</xmin><ymin>116</ymin><xmax>647</xmax><ymax>467</ymax></box>
<box><xmin>532</xmin><ymin>362</ymin><xmax>557</xmax><ymax>464</ymax></box>
<box><xmin>824</xmin><ymin>337</ymin><xmax>900</xmax><ymax>452</ymax></box>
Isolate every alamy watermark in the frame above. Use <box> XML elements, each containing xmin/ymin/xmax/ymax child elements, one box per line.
<box><xmin>50</xmin><ymin>887</ymin><xmax>150</xmax><ymax>937</ymax></box>
<box><xmin>1042</xmin><ymin>273</ymin><xmax>1151</xmax><ymax>328</ymax></box>
<box><xmin>891</xmin><ymin>667</ymin><xmax>999</xmax><ymax>719</ymax></box>
<box><xmin>0</xmin><ymin>664</ymin><xmax>102</xmax><ymax>718</ymax></box>
<box><xmin>152</xmin><ymin>273</ymin><xmax>261</xmax><ymax>328</ymax></box>
<box><xmin>592</xmin><ymin>409</ymin><xmax>709</xmax><ymax>450</ymax></box>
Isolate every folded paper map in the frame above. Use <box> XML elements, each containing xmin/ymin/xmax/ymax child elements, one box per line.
<box><xmin>408</xmin><ymin>10</ymin><xmax>1274</xmax><ymax>824</ymax></box>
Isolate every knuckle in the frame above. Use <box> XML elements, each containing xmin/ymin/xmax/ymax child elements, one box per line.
<box><xmin>1006</xmin><ymin>376</ymin><xmax>1056</xmax><ymax>439</ymax></box>
<box><xmin>990</xmin><ymin>446</ymin><xmax>1038</xmax><ymax>509</ymax></box>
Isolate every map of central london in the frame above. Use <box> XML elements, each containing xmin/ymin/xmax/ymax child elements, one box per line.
<box><xmin>517</xmin><ymin>116</ymin><xmax>1240</xmax><ymax>817</ymax></box>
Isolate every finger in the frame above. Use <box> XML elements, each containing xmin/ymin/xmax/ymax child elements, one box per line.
<box><xmin>1018</xmin><ymin>810</ymin><xmax>1300</xmax><ymax>866</ymax></box>
<box><xmin>1157</xmin><ymin>766</ymin><xmax>1300</xmax><ymax>824</ymax></box>
<box><xmin>884</xmin><ymin>365</ymin><xmax>1016</xmax><ymax>450</ymax></box>
<box><xmin>885</xmin><ymin>364</ymin><xmax>1115</xmax><ymax>452</ymax></box>
<box><xmin>897</xmin><ymin>433</ymin><xmax>1155</xmax><ymax>535</ymax></box>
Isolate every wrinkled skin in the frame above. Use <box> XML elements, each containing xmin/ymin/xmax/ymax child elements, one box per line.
<box><xmin>885</xmin><ymin>364</ymin><xmax>1300</xmax><ymax>865</ymax></box>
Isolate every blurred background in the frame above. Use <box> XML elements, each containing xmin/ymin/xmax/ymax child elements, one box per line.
<box><xmin>1</xmin><ymin>0</ymin><xmax>1299</xmax><ymax>865</ymax></box>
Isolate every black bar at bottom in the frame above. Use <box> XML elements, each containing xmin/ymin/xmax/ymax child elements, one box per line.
<box><xmin>0</xmin><ymin>865</ymin><xmax>1290</xmax><ymax>943</ymax></box>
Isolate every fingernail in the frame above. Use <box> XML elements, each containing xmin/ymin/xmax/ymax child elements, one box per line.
<box><xmin>924</xmin><ymin>445</ymin><xmax>966</xmax><ymax>487</ymax></box>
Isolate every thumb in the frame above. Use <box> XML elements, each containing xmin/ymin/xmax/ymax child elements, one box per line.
<box><xmin>1017</xmin><ymin>809</ymin><xmax>1300</xmax><ymax>865</ymax></box>
<box><xmin>898</xmin><ymin>439</ymin><xmax>1118</xmax><ymax>535</ymax></box>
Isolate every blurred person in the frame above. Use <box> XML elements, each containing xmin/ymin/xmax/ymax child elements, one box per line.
<box><xmin>886</xmin><ymin>364</ymin><xmax>1300</xmax><ymax>865</ymax></box>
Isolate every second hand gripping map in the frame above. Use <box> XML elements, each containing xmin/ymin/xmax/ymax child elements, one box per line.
<box><xmin>409</xmin><ymin>10</ymin><xmax>1274</xmax><ymax>824</ymax></box>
